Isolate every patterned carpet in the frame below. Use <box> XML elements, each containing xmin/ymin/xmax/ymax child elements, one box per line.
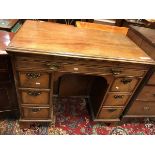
<box><xmin>0</xmin><ymin>97</ymin><xmax>155</xmax><ymax>135</ymax></box>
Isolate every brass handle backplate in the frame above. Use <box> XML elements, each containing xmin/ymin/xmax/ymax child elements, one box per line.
<box><xmin>114</xmin><ymin>95</ymin><xmax>123</xmax><ymax>99</ymax></box>
<box><xmin>121</xmin><ymin>79</ymin><xmax>132</xmax><ymax>84</ymax></box>
<box><xmin>26</xmin><ymin>73</ymin><xmax>41</xmax><ymax>79</ymax></box>
<box><xmin>46</xmin><ymin>63</ymin><xmax>60</xmax><ymax>71</ymax></box>
<box><xmin>31</xmin><ymin>108</ymin><xmax>41</xmax><ymax>112</ymax></box>
<box><xmin>27</xmin><ymin>91</ymin><xmax>41</xmax><ymax>96</ymax></box>
<box><xmin>143</xmin><ymin>106</ymin><xmax>150</xmax><ymax>111</ymax></box>
<box><xmin>111</xmin><ymin>68</ymin><xmax>122</xmax><ymax>75</ymax></box>
<box><xmin>108</xmin><ymin>109</ymin><xmax>117</xmax><ymax>112</ymax></box>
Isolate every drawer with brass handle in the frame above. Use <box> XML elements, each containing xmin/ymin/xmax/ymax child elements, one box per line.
<box><xmin>21</xmin><ymin>90</ymin><xmax>50</xmax><ymax>105</ymax></box>
<box><xmin>110</xmin><ymin>77</ymin><xmax>140</xmax><ymax>92</ymax></box>
<box><xmin>98</xmin><ymin>107</ymin><xmax>123</xmax><ymax>119</ymax></box>
<box><xmin>110</xmin><ymin>68</ymin><xmax>145</xmax><ymax>77</ymax></box>
<box><xmin>103</xmin><ymin>93</ymin><xmax>130</xmax><ymax>106</ymax></box>
<box><xmin>19</xmin><ymin>72</ymin><xmax>50</xmax><ymax>88</ymax></box>
<box><xmin>126</xmin><ymin>100</ymin><xmax>155</xmax><ymax>115</ymax></box>
<box><xmin>21</xmin><ymin>107</ymin><xmax>50</xmax><ymax>119</ymax></box>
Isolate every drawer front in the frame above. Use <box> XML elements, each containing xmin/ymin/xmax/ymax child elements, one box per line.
<box><xmin>137</xmin><ymin>86</ymin><xmax>155</xmax><ymax>101</ymax></box>
<box><xmin>110</xmin><ymin>77</ymin><xmax>139</xmax><ymax>92</ymax></box>
<box><xmin>15</xmin><ymin>58</ymin><xmax>146</xmax><ymax>77</ymax></box>
<box><xmin>22</xmin><ymin>107</ymin><xmax>50</xmax><ymax>119</ymax></box>
<box><xmin>98</xmin><ymin>108</ymin><xmax>123</xmax><ymax>119</ymax></box>
<box><xmin>127</xmin><ymin>101</ymin><xmax>155</xmax><ymax>115</ymax></box>
<box><xmin>21</xmin><ymin>90</ymin><xmax>50</xmax><ymax>105</ymax></box>
<box><xmin>0</xmin><ymin>71</ymin><xmax>10</xmax><ymax>82</ymax></box>
<box><xmin>60</xmin><ymin>64</ymin><xmax>112</xmax><ymax>75</ymax></box>
<box><xmin>148</xmin><ymin>72</ymin><xmax>155</xmax><ymax>85</ymax></box>
<box><xmin>103</xmin><ymin>93</ymin><xmax>130</xmax><ymax>106</ymax></box>
<box><xmin>49</xmin><ymin>64</ymin><xmax>146</xmax><ymax>77</ymax></box>
<box><xmin>19</xmin><ymin>72</ymin><xmax>50</xmax><ymax>88</ymax></box>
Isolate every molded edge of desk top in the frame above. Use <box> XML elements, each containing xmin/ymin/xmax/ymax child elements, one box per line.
<box><xmin>6</xmin><ymin>20</ymin><xmax>155</xmax><ymax>65</ymax></box>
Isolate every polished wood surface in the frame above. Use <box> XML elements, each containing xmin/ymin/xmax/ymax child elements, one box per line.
<box><xmin>7</xmin><ymin>20</ymin><xmax>154</xmax><ymax>64</ymax></box>
<box><xmin>76</xmin><ymin>21</ymin><xmax>128</xmax><ymax>35</ymax></box>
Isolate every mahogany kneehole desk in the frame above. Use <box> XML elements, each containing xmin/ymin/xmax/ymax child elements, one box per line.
<box><xmin>6</xmin><ymin>20</ymin><xmax>155</xmax><ymax>125</ymax></box>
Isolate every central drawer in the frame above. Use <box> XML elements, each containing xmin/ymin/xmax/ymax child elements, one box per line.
<box><xmin>137</xmin><ymin>86</ymin><xmax>155</xmax><ymax>101</ymax></box>
<box><xmin>21</xmin><ymin>90</ymin><xmax>50</xmax><ymax>105</ymax></box>
<box><xmin>103</xmin><ymin>93</ymin><xmax>130</xmax><ymax>106</ymax></box>
<box><xmin>19</xmin><ymin>72</ymin><xmax>50</xmax><ymax>88</ymax></box>
<box><xmin>98</xmin><ymin>107</ymin><xmax>123</xmax><ymax>119</ymax></box>
<box><xmin>15</xmin><ymin>58</ymin><xmax>146</xmax><ymax>77</ymax></box>
<box><xmin>22</xmin><ymin>107</ymin><xmax>50</xmax><ymax>119</ymax></box>
<box><xmin>110</xmin><ymin>77</ymin><xmax>139</xmax><ymax>92</ymax></box>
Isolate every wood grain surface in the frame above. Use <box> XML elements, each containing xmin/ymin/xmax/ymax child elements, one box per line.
<box><xmin>7</xmin><ymin>20</ymin><xmax>154</xmax><ymax>64</ymax></box>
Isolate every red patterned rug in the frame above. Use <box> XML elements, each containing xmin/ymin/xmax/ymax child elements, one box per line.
<box><xmin>0</xmin><ymin>97</ymin><xmax>155</xmax><ymax>135</ymax></box>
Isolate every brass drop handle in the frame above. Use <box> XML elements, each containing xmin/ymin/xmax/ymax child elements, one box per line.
<box><xmin>46</xmin><ymin>63</ymin><xmax>60</xmax><ymax>71</ymax></box>
<box><xmin>27</xmin><ymin>91</ymin><xmax>41</xmax><ymax>96</ymax></box>
<box><xmin>143</xmin><ymin>106</ymin><xmax>150</xmax><ymax>111</ymax></box>
<box><xmin>121</xmin><ymin>79</ymin><xmax>132</xmax><ymax>84</ymax></box>
<box><xmin>114</xmin><ymin>95</ymin><xmax>123</xmax><ymax>99</ymax></box>
<box><xmin>108</xmin><ymin>109</ymin><xmax>117</xmax><ymax>112</ymax></box>
<box><xmin>26</xmin><ymin>73</ymin><xmax>41</xmax><ymax>79</ymax></box>
<box><xmin>111</xmin><ymin>68</ymin><xmax>122</xmax><ymax>75</ymax></box>
<box><xmin>31</xmin><ymin>108</ymin><xmax>41</xmax><ymax>112</ymax></box>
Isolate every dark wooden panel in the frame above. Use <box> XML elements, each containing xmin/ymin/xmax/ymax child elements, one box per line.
<box><xmin>90</xmin><ymin>76</ymin><xmax>113</xmax><ymax>116</ymax></box>
<box><xmin>0</xmin><ymin>82</ymin><xmax>18</xmax><ymax>111</ymax></box>
<box><xmin>0</xmin><ymin>71</ymin><xmax>10</xmax><ymax>82</ymax></box>
<box><xmin>59</xmin><ymin>74</ymin><xmax>94</xmax><ymax>96</ymax></box>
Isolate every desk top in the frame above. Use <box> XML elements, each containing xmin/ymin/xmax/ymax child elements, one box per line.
<box><xmin>0</xmin><ymin>30</ymin><xmax>14</xmax><ymax>55</ymax></box>
<box><xmin>7</xmin><ymin>20</ymin><xmax>154</xmax><ymax>64</ymax></box>
<box><xmin>129</xmin><ymin>25</ymin><xmax>155</xmax><ymax>46</ymax></box>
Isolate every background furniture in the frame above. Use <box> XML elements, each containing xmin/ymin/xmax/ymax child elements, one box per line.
<box><xmin>0</xmin><ymin>19</ymin><xmax>21</xmax><ymax>32</ymax></box>
<box><xmin>0</xmin><ymin>30</ymin><xmax>18</xmax><ymax>118</ymax></box>
<box><xmin>123</xmin><ymin>26</ymin><xmax>155</xmax><ymax>119</ymax></box>
<box><xmin>6</xmin><ymin>21</ymin><xmax>154</xmax><ymax>126</ymax></box>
